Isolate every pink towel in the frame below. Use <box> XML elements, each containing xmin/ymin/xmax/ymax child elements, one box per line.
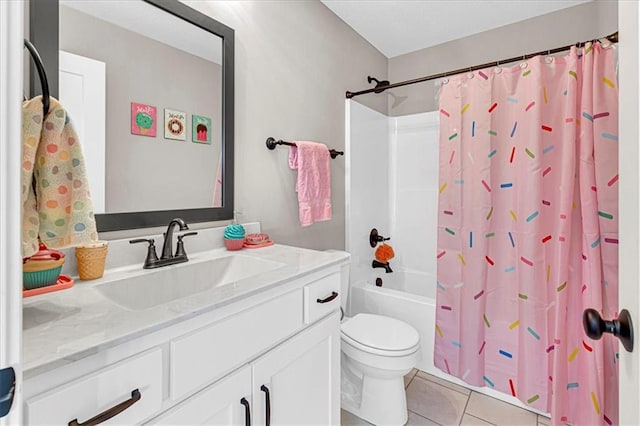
<box><xmin>289</xmin><ymin>141</ymin><xmax>332</xmax><ymax>226</ymax></box>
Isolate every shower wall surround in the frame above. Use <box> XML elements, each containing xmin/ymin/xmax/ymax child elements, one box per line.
<box><xmin>346</xmin><ymin>101</ymin><xmax>439</xmax><ymax>288</ymax></box>
<box><xmin>345</xmin><ymin>101</ymin><xmax>390</xmax><ymax>288</ymax></box>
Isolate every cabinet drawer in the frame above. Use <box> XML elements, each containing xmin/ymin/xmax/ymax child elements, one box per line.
<box><xmin>170</xmin><ymin>289</ymin><xmax>303</xmax><ymax>400</ymax></box>
<box><xmin>25</xmin><ymin>348</ymin><xmax>162</xmax><ymax>425</ymax></box>
<box><xmin>303</xmin><ymin>273</ymin><xmax>341</xmax><ymax>324</ymax></box>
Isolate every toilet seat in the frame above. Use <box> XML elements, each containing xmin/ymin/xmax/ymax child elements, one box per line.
<box><xmin>341</xmin><ymin>313</ymin><xmax>419</xmax><ymax>357</ymax></box>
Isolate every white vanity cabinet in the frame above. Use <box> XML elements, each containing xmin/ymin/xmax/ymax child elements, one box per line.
<box><xmin>151</xmin><ymin>312</ymin><xmax>340</xmax><ymax>426</ymax></box>
<box><xmin>22</xmin><ymin>260</ymin><xmax>345</xmax><ymax>426</ymax></box>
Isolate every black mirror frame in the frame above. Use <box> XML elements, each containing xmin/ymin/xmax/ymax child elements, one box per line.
<box><xmin>29</xmin><ymin>0</ymin><xmax>234</xmax><ymax>232</ymax></box>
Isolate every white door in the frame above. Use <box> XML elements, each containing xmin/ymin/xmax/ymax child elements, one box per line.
<box><xmin>151</xmin><ymin>365</ymin><xmax>252</xmax><ymax>425</ymax></box>
<box><xmin>58</xmin><ymin>51</ymin><xmax>106</xmax><ymax>214</ymax></box>
<box><xmin>251</xmin><ymin>313</ymin><xmax>340</xmax><ymax>426</ymax></box>
<box><xmin>618</xmin><ymin>1</ymin><xmax>640</xmax><ymax>425</ymax></box>
<box><xmin>0</xmin><ymin>1</ymin><xmax>24</xmax><ymax>424</ymax></box>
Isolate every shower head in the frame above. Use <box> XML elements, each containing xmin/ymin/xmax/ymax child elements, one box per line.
<box><xmin>367</xmin><ymin>76</ymin><xmax>390</xmax><ymax>93</ymax></box>
<box><xmin>366</xmin><ymin>76</ymin><xmax>408</xmax><ymax>107</ymax></box>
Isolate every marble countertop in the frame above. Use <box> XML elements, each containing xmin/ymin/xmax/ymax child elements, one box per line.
<box><xmin>23</xmin><ymin>242</ymin><xmax>349</xmax><ymax>376</ymax></box>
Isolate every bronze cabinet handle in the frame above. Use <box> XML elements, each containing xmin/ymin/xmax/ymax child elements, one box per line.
<box><xmin>68</xmin><ymin>389</ymin><xmax>141</xmax><ymax>426</ymax></box>
<box><xmin>316</xmin><ymin>292</ymin><xmax>339</xmax><ymax>304</ymax></box>
<box><xmin>260</xmin><ymin>385</ymin><xmax>270</xmax><ymax>426</ymax></box>
<box><xmin>240</xmin><ymin>397</ymin><xmax>251</xmax><ymax>426</ymax></box>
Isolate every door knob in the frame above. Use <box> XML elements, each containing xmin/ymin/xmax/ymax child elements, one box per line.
<box><xmin>582</xmin><ymin>308</ymin><xmax>634</xmax><ymax>352</ymax></box>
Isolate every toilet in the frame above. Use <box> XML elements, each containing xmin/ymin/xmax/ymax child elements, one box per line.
<box><xmin>338</xmin><ymin>262</ymin><xmax>420</xmax><ymax>426</ymax></box>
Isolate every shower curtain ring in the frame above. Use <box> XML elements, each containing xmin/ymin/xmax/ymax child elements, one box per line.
<box><xmin>494</xmin><ymin>60</ymin><xmax>502</xmax><ymax>74</ymax></box>
<box><xmin>520</xmin><ymin>54</ymin><xmax>528</xmax><ymax>69</ymax></box>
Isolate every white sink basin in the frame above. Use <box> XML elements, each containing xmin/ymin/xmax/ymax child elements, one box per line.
<box><xmin>96</xmin><ymin>254</ymin><xmax>285</xmax><ymax>310</ymax></box>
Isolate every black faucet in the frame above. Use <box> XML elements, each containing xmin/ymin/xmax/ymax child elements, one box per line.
<box><xmin>372</xmin><ymin>260</ymin><xmax>393</xmax><ymax>273</ymax></box>
<box><xmin>161</xmin><ymin>218</ymin><xmax>189</xmax><ymax>259</ymax></box>
<box><xmin>129</xmin><ymin>218</ymin><xmax>197</xmax><ymax>269</ymax></box>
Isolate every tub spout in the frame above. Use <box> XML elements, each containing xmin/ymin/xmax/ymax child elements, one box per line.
<box><xmin>372</xmin><ymin>260</ymin><xmax>393</xmax><ymax>273</ymax></box>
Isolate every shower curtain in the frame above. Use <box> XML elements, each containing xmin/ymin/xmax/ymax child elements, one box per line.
<box><xmin>435</xmin><ymin>43</ymin><xmax>618</xmax><ymax>425</ymax></box>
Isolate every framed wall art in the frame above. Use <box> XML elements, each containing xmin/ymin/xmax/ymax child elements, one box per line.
<box><xmin>164</xmin><ymin>108</ymin><xmax>187</xmax><ymax>140</ymax></box>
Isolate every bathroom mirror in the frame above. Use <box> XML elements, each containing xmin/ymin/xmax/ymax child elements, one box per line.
<box><xmin>30</xmin><ymin>0</ymin><xmax>234</xmax><ymax>231</ymax></box>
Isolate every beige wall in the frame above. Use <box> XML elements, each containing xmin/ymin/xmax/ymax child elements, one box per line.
<box><xmin>387</xmin><ymin>1</ymin><xmax>618</xmax><ymax>116</ymax></box>
<box><xmin>102</xmin><ymin>0</ymin><xmax>618</xmax><ymax>252</ymax></box>
<box><xmin>175</xmin><ymin>0</ymin><xmax>387</xmax><ymax>250</ymax></box>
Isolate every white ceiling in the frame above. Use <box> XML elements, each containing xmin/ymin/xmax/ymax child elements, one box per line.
<box><xmin>321</xmin><ymin>0</ymin><xmax>592</xmax><ymax>58</ymax></box>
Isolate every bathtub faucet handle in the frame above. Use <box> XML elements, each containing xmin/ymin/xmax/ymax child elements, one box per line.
<box><xmin>370</xmin><ymin>228</ymin><xmax>391</xmax><ymax>247</ymax></box>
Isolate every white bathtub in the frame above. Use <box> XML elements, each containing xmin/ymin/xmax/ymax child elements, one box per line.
<box><xmin>348</xmin><ymin>269</ymin><xmax>549</xmax><ymax>415</ymax></box>
<box><xmin>349</xmin><ymin>269</ymin><xmax>437</xmax><ymax>375</ymax></box>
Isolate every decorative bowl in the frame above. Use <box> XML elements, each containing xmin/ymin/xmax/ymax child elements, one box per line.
<box><xmin>23</xmin><ymin>243</ymin><xmax>65</xmax><ymax>290</ymax></box>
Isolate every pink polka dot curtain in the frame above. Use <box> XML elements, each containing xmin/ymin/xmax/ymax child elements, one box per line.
<box><xmin>435</xmin><ymin>43</ymin><xmax>618</xmax><ymax>425</ymax></box>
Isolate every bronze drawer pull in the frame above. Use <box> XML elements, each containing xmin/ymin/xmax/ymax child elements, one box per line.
<box><xmin>316</xmin><ymin>292</ymin><xmax>339</xmax><ymax>304</ymax></box>
<box><xmin>68</xmin><ymin>389</ymin><xmax>141</xmax><ymax>426</ymax></box>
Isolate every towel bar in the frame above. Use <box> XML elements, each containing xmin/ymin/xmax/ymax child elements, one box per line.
<box><xmin>265</xmin><ymin>137</ymin><xmax>343</xmax><ymax>159</ymax></box>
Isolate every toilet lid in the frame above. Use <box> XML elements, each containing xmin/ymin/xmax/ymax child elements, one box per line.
<box><xmin>341</xmin><ymin>313</ymin><xmax>419</xmax><ymax>352</ymax></box>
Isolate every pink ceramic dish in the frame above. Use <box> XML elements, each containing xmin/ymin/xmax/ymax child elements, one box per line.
<box><xmin>23</xmin><ymin>275</ymin><xmax>74</xmax><ymax>298</ymax></box>
<box><xmin>246</xmin><ymin>233</ymin><xmax>270</xmax><ymax>245</ymax></box>
<box><xmin>224</xmin><ymin>237</ymin><xmax>245</xmax><ymax>251</ymax></box>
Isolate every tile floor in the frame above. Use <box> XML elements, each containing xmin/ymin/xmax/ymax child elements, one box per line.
<box><xmin>341</xmin><ymin>369</ymin><xmax>551</xmax><ymax>426</ymax></box>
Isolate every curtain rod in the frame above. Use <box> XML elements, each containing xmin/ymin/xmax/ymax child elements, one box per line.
<box><xmin>345</xmin><ymin>31</ymin><xmax>618</xmax><ymax>99</ymax></box>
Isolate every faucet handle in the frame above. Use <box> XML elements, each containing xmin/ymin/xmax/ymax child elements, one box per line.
<box><xmin>175</xmin><ymin>232</ymin><xmax>198</xmax><ymax>258</ymax></box>
<box><xmin>130</xmin><ymin>238</ymin><xmax>153</xmax><ymax>244</ymax></box>
<box><xmin>129</xmin><ymin>238</ymin><xmax>159</xmax><ymax>268</ymax></box>
<box><xmin>369</xmin><ymin>228</ymin><xmax>391</xmax><ymax>247</ymax></box>
<box><xmin>178</xmin><ymin>232</ymin><xmax>198</xmax><ymax>239</ymax></box>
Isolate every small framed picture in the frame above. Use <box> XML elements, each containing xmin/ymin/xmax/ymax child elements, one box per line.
<box><xmin>192</xmin><ymin>115</ymin><xmax>212</xmax><ymax>144</ymax></box>
<box><xmin>131</xmin><ymin>102</ymin><xmax>157</xmax><ymax>137</ymax></box>
<box><xmin>164</xmin><ymin>108</ymin><xmax>187</xmax><ymax>140</ymax></box>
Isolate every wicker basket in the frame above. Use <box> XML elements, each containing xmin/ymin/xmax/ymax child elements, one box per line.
<box><xmin>75</xmin><ymin>243</ymin><xmax>108</xmax><ymax>280</ymax></box>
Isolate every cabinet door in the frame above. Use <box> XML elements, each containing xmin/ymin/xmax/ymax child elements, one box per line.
<box><xmin>251</xmin><ymin>312</ymin><xmax>340</xmax><ymax>426</ymax></box>
<box><xmin>150</xmin><ymin>365</ymin><xmax>251</xmax><ymax>426</ymax></box>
